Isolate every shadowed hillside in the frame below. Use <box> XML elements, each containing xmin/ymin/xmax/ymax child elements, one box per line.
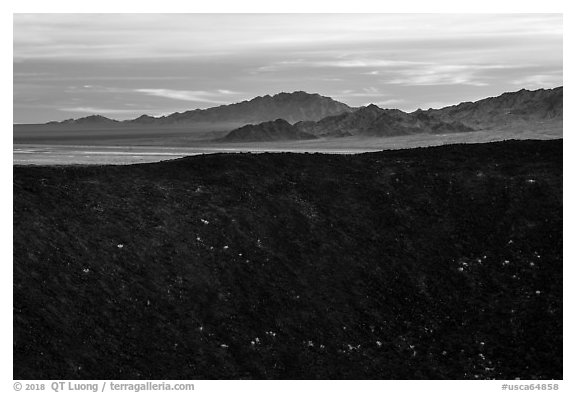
<box><xmin>13</xmin><ymin>140</ymin><xmax>562</xmax><ymax>379</ymax></box>
<box><xmin>221</xmin><ymin>119</ymin><xmax>318</xmax><ymax>142</ymax></box>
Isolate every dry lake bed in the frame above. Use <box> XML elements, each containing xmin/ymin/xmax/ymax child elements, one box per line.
<box><xmin>13</xmin><ymin>126</ymin><xmax>562</xmax><ymax>166</ymax></box>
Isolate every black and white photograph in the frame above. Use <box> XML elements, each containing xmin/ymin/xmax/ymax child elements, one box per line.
<box><xmin>10</xmin><ymin>5</ymin><xmax>566</xmax><ymax>386</ymax></box>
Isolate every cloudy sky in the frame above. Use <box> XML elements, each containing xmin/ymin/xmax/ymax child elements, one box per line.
<box><xmin>13</xmin><ymin>13</ymin><xmax>562</xmax><ymax>123</ymax></box>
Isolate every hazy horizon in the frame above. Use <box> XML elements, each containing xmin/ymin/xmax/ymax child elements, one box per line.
<box><xmin>14</xmin><ymin>14</ymin><xmax>563</xmax><ymax>124</ymax></box>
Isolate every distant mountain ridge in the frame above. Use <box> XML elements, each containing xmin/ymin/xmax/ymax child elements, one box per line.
<box><xmin>421</xmin><ymin>86</ymin><xmax>563</xmax><ymax>129</ymax></box>
<box><xmin>295</xmin><ymin>104</ymin><xmax>385</xmax><ymax>137</ymax></box>
<box><xmin>47</xmin><ymin>91</ymin><xmax>354</xmax><ymax>126</ymax></box>
<box><xmin>47</xmin><ymin>115</ymin><xmax>119</xmax><ymax>126</ymax></box>
<box><xmin>221</xmin><ymin>86</ymin><xmax>562</xmax><ymax>142</ymax></box>
<box><xmin>293</xmin><ymin>104</ymin><xmax>473</xmax><ymax>138</ymax></box>
<box><xmin>41</xmin><ymin>87</ymin><xmax>563</xmax><ymax>143</ymax></box>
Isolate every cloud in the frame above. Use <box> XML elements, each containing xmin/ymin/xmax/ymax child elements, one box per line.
<box><xmin>13</xmin><ymin>14</ymin><xmax>563</xmax><ymax>123</ymax></box>
<box><xmin>255</xmin><ymin>59</ymin><xmax>429</xmax><ymax>73</ymax></box>
<box><xmin>386</xmin><ymin>75</ymin><xmax>489</xmax><ymax>87</ymax></box>
<box><xmin>59</xmin><ymin>106</ymin><xmax>156</xmax><ymax>115</ymax></box>
<box><xmin>134</xmin><ymin>89</ymin><xmax>240</xmax><ymax>104</ymax></box>
<box><xmin>253</xmin><ymin>55</ymin><xmax>549</xmax><ymax>88</ymax></box>
<box><xmin>383</xmin><ymin>64</ymin><xmax>526</xmax><ymax>87</ymax></box>
<box><xmin>332</xmin><ymin>87</ymin><xmax>389</xmax><ymax>98</ymax></box>
<box><xmin>369</xmin><ymin>99</ymin><xmax>406</xmax><ymax>107</ymax></box>
<box><xmin>217</xmin><ymin>89</ymin><xmax>240</xmax><ymax>95</ymax></box>
<box><xmin>511</xmin><ymin>74</ymin><xmax>563</xmax><ymax>88</ymax></box>
<box><xmin>71</xmin><ymin>85</ymin><xmax>243</xmax><ymax>104</ymax></box>
<box><xmin>324</xmin><ymin>60</ymin><xmax>427</xmax><ymax>68</ymax></box>
<box><xmin>14</xmin><ymin>14</ymin><xmax>562</xmax><ymax>61</ymax></box>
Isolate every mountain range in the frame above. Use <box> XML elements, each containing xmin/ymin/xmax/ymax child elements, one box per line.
<box><xmin>422</xmin><ymin>86</ymin><xmax>563</xmax><ymax>129</ymax></box>
<box><xmin>49</xmin><ymin>91</ymin><xmax>353</xmax><ymax>127</ymax></box>
<box><xmin>42</xmin><ymin>86</ymin><xmax>562</xmax><ymax>143</ymax></box>
<box><xmin>294</xmin><ymin>104</ymin><xmax>474</xmax><ymax>138</ymax></box>
<box><xmin>224</xmin><ymin>87</ymin><xmax>562</xmax><ymax>142</ymax></box>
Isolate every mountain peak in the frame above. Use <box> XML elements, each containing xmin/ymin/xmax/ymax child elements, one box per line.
<box><xmin>271</xmin><ymin>118</ymin><xmax>292</xmax><ymax>125</ymax></box>
<box><xmin>362</xmin><ymin>104</ymin><xmax>384</xmax><ymax>112</ymax></box>
<box><xmin>154</xmin><ymin>91</ymin><xmax>353</xmax><ymax>125</ymax></box>
<box><xmin>49</xmin><ymin>114</ymin><xmax>118</xmax><ymax>125</ymax></box>
<box><xmin>135</xmin><ymin>114</ymin><xmax>157</xmax><ymax>120</ymax></box>
<box><xmin>275</xmin><ymin>91</ymin><xmax>318</xmax><ymax>97</ymax></box>
<box><xmin>130</xmin><ymin>114</ymin><xmax>159</xmax><ymax>124</ymax></box>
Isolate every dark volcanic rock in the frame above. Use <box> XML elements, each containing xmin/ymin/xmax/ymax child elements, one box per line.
<box><xmin>13</xmin><ymin>140</ymin><xmax>562</xmax><ymax>379</ymax></box>
<box><xmin>221</xmin><ymin>119</ymin><xmax>318</xmax><ymax>142</ymax></box>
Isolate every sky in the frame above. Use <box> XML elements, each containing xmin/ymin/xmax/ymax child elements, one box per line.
<box><xmin>13</xmin><ymin>13</ymin><xmax>563</xmax><ymax>123</ymax></box>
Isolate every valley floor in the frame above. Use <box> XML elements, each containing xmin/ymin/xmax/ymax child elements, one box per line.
<box><xmin>13</xmin><ymin>123</ymin><xmax>562</xmax><ymax>165</ymax></box>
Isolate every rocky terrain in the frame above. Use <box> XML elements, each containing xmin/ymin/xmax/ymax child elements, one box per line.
<box><xmin>14</xmin><ymin>139</ymin><xmax>562</xmax><ymax>379</ymax></box>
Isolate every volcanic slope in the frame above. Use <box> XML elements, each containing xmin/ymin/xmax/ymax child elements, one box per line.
<box><xmin>14</xmin><ymin>139</ymin><xmax>562</xmax><ymax>379</ymax></box>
